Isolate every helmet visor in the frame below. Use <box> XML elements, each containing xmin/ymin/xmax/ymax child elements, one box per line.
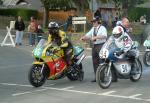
<box><xmin>113</xmin><ymin>32</ymin><xmax>122</xmax><ymax>38</ymax></box>
<box><xmin>48</xmin><ymin>27</ymin><xmax>58</xmax><ymax>34</ymax></box>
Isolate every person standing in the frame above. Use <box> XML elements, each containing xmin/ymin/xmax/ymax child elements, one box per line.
<box><xmin>101</xmin><ymin>9</ymin><xmax>109</xmax><ymax>28</ymax></box>
<box><xmin>64</xmin><ymin>14</ymin><xmax>73</xmax><ymax>32</ymax></box>
<box><xmin>15</xmin><ymin>16</ymin><xmax>25</xmax><ymax>46</ymax></box>
<box><xmin>28</xmin><ymin>16</ymin><xmax>38</xmax><ymax>46</ymax></box>
<box><xmin>37</xmin><ymin>24</ymin><xmax>44</xmax><ymax>42</ymax></box>
<box><xmin>80</xmin><ymin>16</ymin><xmax>107</xmax><ymax>82</ymax></box>
<box><xmin>119</xmin><ymin>17</ymin><xmax>132</xmax><ymax>33</ymax></box>
<box><xmin>94</xmin><ymin>8</ymin><xmax>101</xmax><ymax>19</ymax></box>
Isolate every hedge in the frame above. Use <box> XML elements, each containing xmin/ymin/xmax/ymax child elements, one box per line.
<box><xmin>0</xmin><ymin>8</ymin><xmax>38</xmax><ymax>21</ymax></box>
<box><xmin>128</xmin><ymin>7</ymin><xmax>150</xmax><ymax>23</ymax></box>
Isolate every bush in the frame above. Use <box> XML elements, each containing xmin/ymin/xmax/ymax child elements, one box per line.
<box><xmin>0</xmin><ymin>0</ymin><xmax>3</xmax><ymax>5</ymax></box>
<box><xmin>0</xmin><ymin>8</ymin><xmax>38</xmax><ymax>21</ymax></box>
<box><xmin>128</xmin><ymin>7</ymin><xmax>150</xmax><ymax>23</ymax></box>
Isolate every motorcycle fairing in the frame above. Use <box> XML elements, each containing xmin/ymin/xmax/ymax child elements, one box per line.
<box><xmin>113</xmin><ymin>60</ymin><xmax>131</xmax><ymax>75</ymax></box>
<box><xmin>46</xmin><ymin>57</ymin><xmax>66</xmax><ymax>79</ymax></box>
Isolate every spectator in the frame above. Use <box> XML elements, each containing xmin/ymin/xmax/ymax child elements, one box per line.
<box><xmin>80</xmin><ymin>16</ymin><xmax>107</xmax><ymax>82</ymax></box>
<box><xmin>112</xmin><ymin>12</ymin><xmax>119</xmax><ymax>28</ymax></box>
<box><xmin>64</xmin><ymin>14</ymin><xmax>73</xmax><ymax>32</ymax></box>
<box><xmin>37</xmin><ymin>25</ymin><xmax>44</xmax><ymax>42</ymax></box>
<box><xmin>101</xmin><ymin>10</ymin><xmax>109</xmax><ymax>28</ymax></box>
<box><xmin>28</xmin><ymin>16</ymin><xmax>38</xmax><ymax>46</ymax></box>
<box><xmin>117</xmin><ymin>17</ymin><xmax>132</xmax><ymax>34</ymax></box>
<box><xmin>140</xmin><ymin>16</ymin><xmax>146</xmax><ymax>25</ymax></box>
<box><xmin>15</xmin><ymin>16</ymin><xmax>25</xmax><ymax>46</ymax></box>
<box><xmin>94</xmin><ymin>8</ymin><xmax>101</xmax><ymax>19</ymax></box>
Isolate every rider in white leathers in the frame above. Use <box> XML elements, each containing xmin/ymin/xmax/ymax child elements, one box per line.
<box><xmin>112</xmin><ymin>26</ymin><xmax>138</xmax><ymax>74</ymax></box>
<box><xmin>112</xmin><ymin>26</ymin><xmax>133</xmax><ymax>55</ymax></box>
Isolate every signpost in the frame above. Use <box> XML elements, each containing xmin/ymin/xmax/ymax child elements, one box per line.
<box><xmin>72</xmin><ymin>17</ymin><xmax>86</xmax><ymax>33</ymax></box>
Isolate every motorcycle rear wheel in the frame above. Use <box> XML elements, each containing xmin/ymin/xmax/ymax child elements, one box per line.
<box><xmin>96</xmin><ymin>64</ymin><xmax>112</xmax><ymax>89</ymax></box>
<box><xmin>130</xmin><ymin>59</ymin><xmax>142</xmax><ymax>82</ymax></box>
<box><xmin>143</xmin><ymin>51</ymin><xmax>150</xmax><ymax>67</ymax></box>
<box><xmin>28</xmin><ymin>64</ymin><xmax>47</xmax><ymax>87</ymax></box>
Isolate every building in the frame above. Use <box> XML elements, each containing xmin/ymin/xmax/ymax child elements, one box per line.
<box><xmin>1</xmin><ymin>0</ymin><xmax>43</xmax><ymax>11</ymax></box>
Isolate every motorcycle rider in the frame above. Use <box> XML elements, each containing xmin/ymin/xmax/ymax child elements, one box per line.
<box><xmin>47</xmin><ymin>22</ymin><xmax>73</xmax><ymax>66</ymax></box>
<box><xmin>112</xmin><ymin>26</ymin><xmax>137</xmax><ymax>74</ymax></box>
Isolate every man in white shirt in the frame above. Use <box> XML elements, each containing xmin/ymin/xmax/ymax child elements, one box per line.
<box><xmin>80</xmin><ymin>16</ymin><xmax>107</xmax><ymax>82</ymax></box>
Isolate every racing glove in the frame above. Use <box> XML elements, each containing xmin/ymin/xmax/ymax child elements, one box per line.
<box><xmin>51</xmin><ymin>46</ymin><xmax>61</xmax><ymax>53</ymax></box>
<box><xmin>115</xmin><ymin>50</ymin><xmax>124</xmax><ymax>56</ymax></box>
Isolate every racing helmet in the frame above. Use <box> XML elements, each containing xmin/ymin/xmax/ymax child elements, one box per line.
<box><xmin>112</xmin><ymin>26</ymin><xmax>124</xmax><ymax>39</ymax></box>
<box><xmin>48</xmin><ymin>22</ymin><xmax>59</xmax><ymax>35</ymax></box>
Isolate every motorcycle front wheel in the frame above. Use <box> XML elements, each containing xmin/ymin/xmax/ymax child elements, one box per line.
<box><xmin>28</xmin><ymin>64</ymin><xmax>47</xmax><ymax>87</ymax></box>
<box><xmin>96</xmin><ymin>64</ymin><xmax>112</xmax><ymax>89</ymax></box>
<box><xmin>143</xmin><ymin>51</ymin><xmax>150</xmax><ymax>67</ymax></box>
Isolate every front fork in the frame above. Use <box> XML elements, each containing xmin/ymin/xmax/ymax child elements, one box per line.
<box><xmin>106</xmin><ymin>62</ymin><xmax>112</xmax><ymax>76</ymax></box>
<box><xmin>41</xmin><ymin>64</ymin><xmax>45</xmax><ymax>74</ymax></box>
<box><xmin>33</xmin><ymin>61</ymin><xmax>45</xmax><ymax>74</ymax></box>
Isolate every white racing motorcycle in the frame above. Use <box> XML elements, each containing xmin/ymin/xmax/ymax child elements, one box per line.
<box><xmin>143</xmin><ymin>35</ymin><xmax>150</xmax><ymax>66</ymax></box>
<box><xmin>96</xmin><ymin>36</ymin><xmax>142</xmax><ymax>89</ymax></box>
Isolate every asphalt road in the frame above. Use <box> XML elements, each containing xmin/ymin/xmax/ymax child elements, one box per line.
<box><xmin>0</xmin><ymin>44</ymin><xmax>150</xmax><ymax>103</ymax></box>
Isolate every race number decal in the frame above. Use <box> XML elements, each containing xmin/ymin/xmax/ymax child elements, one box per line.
<box><xmin>121</xmin><ymin>64</ymin><xmax>129</xmax><ymax>73</ymax></box>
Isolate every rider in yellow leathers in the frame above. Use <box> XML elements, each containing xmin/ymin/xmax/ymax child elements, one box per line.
<box><xmin>47</xmin><ymin>22</ymin><xmax>73</xmax><ymax>66</ymax></box>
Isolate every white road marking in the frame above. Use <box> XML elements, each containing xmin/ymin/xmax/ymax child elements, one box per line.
<box><xmin>0</xmin><ymin>82</ymin><xmax>55</xmax><ymax>87</ymax></box>
<box><xmin>85</xmin><ymin>56</ymin><xmax>92</xmax><ymax>59</ymax></box>
<box><xmin>60</xmin><ymin>86</ymin><xmax>74</xmax><ymax>90</ymax></box>
<box><xmin>101</xmin><ymin>91</ymin><xmax>116</xmax><ymax>95</ymax></box>
<box><xmin>45</xmin><ymin>84</ymin><xmax>56</xmax><ymax>86</ymax></box>
<box><xmin>1</xmin><ymin>83</ymin><xmax>17</xmax><ymax>86</ymax></box>
<box><xmin>86</xmin><ymin>48</ymin><xmax>92</xmax><ymax>50</ymax></box>
<box><xmin>98</xmin><ymin>94</ymin><xmax>143</xmax><ymax>101</ymax></box>
<box><xmin>129</xmin><ymin>94</ymin><xmax>142</xmax><ymax>98</ymax></box>
<box><xmin>12</xmin><ymin>88</ymin><xmax>49</xmax><ymax>96</ymax></box>
<box><xmin>0</xmin><ymin>82</ymin><xmax>150</xmax><ymax>102</ymax></box>
<box><xmin>12</xmin><ymin>92</ymin><xmax>32</xmax><ymax>96</ymax></box>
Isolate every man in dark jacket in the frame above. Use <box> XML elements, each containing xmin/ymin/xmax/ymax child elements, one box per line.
<box><xmin>15</xmin><ymin>16</ymin><xmax>25</xmax><ymax>46</ymax></box>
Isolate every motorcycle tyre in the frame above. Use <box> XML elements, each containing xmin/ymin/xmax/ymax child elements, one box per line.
<box><xmin>96</xmin><ymin>64</ymin><xmax>112</xmax><ymax>89</ymax></box>
<box><xmin>28</xmin><ymin>64</ymin><xmax>47</xmax><ymax>87</ymax></box>
<box><xmin>143</xmin><ymin>51</ymin><xmax>150</xmax><ymax>67</ymax></box>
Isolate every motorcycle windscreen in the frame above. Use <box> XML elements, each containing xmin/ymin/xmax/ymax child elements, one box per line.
<box><xmin>132</xmin><ymin>41</ymin><xmax>139</xmax><ymax>49</ymax></box>
<box><xmin>143</xmin><ymin>40</ymin><xmax>150</xmax><ymax>47</ymax></box>
<box><xmin>73</xmin><ymin>46</ymin><xmax>84</xmax><ymax>56</ymax></box>
<box><xmin>99</xmin><ymin>36</ymin><xmax>118</xmax><ymax>60</ymax></box>
<box><xmin>33</xmin><ymin>39</ymin><xmax>47</xmax><ymax>57</ymax></box>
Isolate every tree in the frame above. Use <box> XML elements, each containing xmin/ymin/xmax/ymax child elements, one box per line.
<box><xmin>0</xmin><ymin>0</ymin><xmax>3</xmax><ymax>5</ymax></box>
<box><xmin>40</xmin><ymin>0</ymin><xmax>74</xmax><ymax>27</ymax></box>
<box><xmin>111</xmin><ymin>0</ymin><xmax>146</xmax><ymax>17</ymax></box>
<box><xmin>40</xmin><ymin>0</ymin><xmax>91</xmax><ymax>27</ymax></box>
<box><xmin>70</xmin><ymin>0</ymin><xmax>90</xmax><ymax>16</ymax></box>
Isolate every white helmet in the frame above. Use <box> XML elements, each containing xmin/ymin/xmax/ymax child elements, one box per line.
<box><xmin>112</xmin><ymin>26</ymin><xmax>124</xmax><ymax>39</ymax></box>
